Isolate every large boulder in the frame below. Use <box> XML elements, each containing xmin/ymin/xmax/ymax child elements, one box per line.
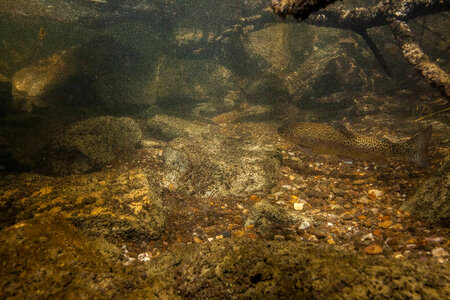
<box><xmin>401</xmin><ymin>157</ymin><xmax>450</xmax><ymax>226</ymax></box>
<box><xmin>146</xmin><ymin>113</ymin><xmax>212</xmax><ymax>140</ymax></box>
<box><xmin>0</xmin><ymin>168</ymin><xmax>164</xmax><ymax>241</ymax></box>
<box><xmin>0</xmin><ymin>213</ymin><xmax>144</xmax><ymax>299</ymax></box>
<box><xmin>11</xmin><ymin>36</ymin><xmax>141</xmax><ymax>112</ymax></box>
<box><xmin>47</xmin><ymin>116</ymin><xmax>142</xmax><ymax>175</ymax></box>
<box><xmin>243</xmin><ymin>23</ymin><xmax>388</xmax><ymax>103</ymax></box>
<box><xmin>141</xmin><ymin>56</ymin><xmax>242</xmax><ymax>116</ymax></box>
<box><xmin>163</xmin><ymin>133</ymin><xmax>281</xmax><ymax>198</ymax></box>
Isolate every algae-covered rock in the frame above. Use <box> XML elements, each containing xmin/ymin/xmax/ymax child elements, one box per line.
<box><xmin>142</xmin><ymin>56</ymin><xmax>241</xmax><ymax>115</ymax></box>
<box><xmin>0</xmin><ymin>168</ymin><xmax>164</xmax><ymax>241</ymax></box>
<box><xmin>49</xmin><ymin>116</ymin><xmax>142</xmax><ymax>175</ymax></box>
<box><xmin>0</xmin><ymin>213</ymin><xmax>143</xmax><ymax>299</ymax></box>
<box><xmin>147</xmin><ymin>238</ymin><xmax>450</xmax><ymax>299</ymax></box>
<box><xmin>401</xmin><ymin>157</ymin><xmax>450</xmax><ymax>226</ymax></box>
<box><xmin>243</xmin><ymin>23</ymin><xmax>385</xmax><ymax>102</ymax></box>
<box><xmin>11</xmin><ymin>36</ymin><xmax>141</xmax><ymax>112</ymax></box>
<box><xmin>245</xmin><ymin>200</ymin><xmax>309</xmax><ymax>237</ymax></box>
<box><xmin>163</xmin><ymin>133</ymin><xmax>281</xmax><ymax>198</ymax></box>
<box><xmin>146</xmin><ymin>114</ymin><xmax>212</xmax><ymax>140</ymax></box>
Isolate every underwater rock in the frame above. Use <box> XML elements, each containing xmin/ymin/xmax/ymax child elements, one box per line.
<box><xmin>143</xmin><ymin>56</ymin><xmax>241</xmax><ymax>116</ymax></box>
<box><xmin>243</xmin><ymin>23</ymin><xmax>386</xmax><ymax>102</ymax></box>
<box><xmin>47</xmin><ymin>116</ymin><xmax>142</xmax><ymax>175</ymax></box>
<box><xmin>0</xmin><ymin>0</ymin><xmax>101</xmax><ymax>23</ymax></box>
<box><xmin>163</xmin><ymin>133</ymin><xmax>281</xmax><ymax>198</ymax></box>
<box><xmin>0</xmin><ymin>168</ymin><xmax>164</xmax><ymax>241</ymax></box>
<box><xmin>212</xmin><ymin>105</ymin><xmax>274</xmax><ymax>124</ymax></box>
<box><xmin>146</xmin><ymin>114</ymin><xmax>212</xmax><ymax>140</ymax></box>
<box><xmin>0</xmin><ymin>213</ymin><xmax>145</xmax><ymax>299</ymax></box>
<box><xmin>145</xmin><ymin>238</ymin><xmax>450</xmax><ymax>299</ymax></box>
<box><xmin>245</xmin><ymin>200</ymin><xmax>308</xmax><ymax>237</ymax></box>
<box><xmin>11</xmin><ymin>36</ymin><xmax>141</xmax><ymax>112</ymax></box>
<box><xmin>401</xmin><ymin>156</ymin><xmax>450</xmax><ymax>226</ymax></box>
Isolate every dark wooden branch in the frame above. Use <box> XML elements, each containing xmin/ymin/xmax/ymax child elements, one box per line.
<box><xmin>356</xmin><ymin>29</ymin><xmax>393</xmax><ymax>77</ymax></box>
<box><xmin>270</xmin><ymin>0</ymin><xmax>338</xmax><ymax>21</ymax></box>
<box><xmin>306</xmin><ymin>0</ymin><xmax>450</xmax><ymax>30</ymax></box>
<box><xmin>390</xmin><ymin>20</ymin><xmax>450</xmax><ymax>98</ymax></box>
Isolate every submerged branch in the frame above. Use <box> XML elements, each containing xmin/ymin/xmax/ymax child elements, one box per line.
<box><xmin>306</xmin><ymin>0</ymin><xmax>450</xmax><ymax>30</ymax></box>
<box><xmin>390</xmin><ymin>20</ymin><xmax>450</xmax><ymax>98</ymax></box>
<box><xmin>269</xmin><ymin>0</ymin><xmax>338</xmax><ymax>21</ymax></box>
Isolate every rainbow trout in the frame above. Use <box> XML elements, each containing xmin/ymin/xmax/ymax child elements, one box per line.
<box><xmin>278</xmin><ymin>122</ymin><xmax>432</xmax><ymax>167</ymax></box>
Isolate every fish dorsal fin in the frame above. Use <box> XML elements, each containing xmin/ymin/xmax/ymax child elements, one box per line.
<box><xmin>332</xmin><ymin>123</ymin><xmax>354</xmax><ymax>139</ymax></box>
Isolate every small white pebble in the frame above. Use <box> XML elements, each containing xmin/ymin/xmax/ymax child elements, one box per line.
<box><xmin>207</xmin><ymin>237</ymin><xmax>214</xmax><ymax>242</ymax></box>
<box><xmin>360</xmin><ymin>233</ymin><xmax>374</xmax><ymax>241</ymax></box>
<box><xmin>138</xmin><ymin>253</ymin><xmax>151</xmax><ymax>262</ymax></box>
<box><xmin>298</xmin><ymin>221</ymin><xmax>310</xmax><ymax>230</ymax></box>
<box><xmin>294</xmin><ymin>203</ymin><xmax>304</xmax><ymax>211</ymax></box>
<box><xmin>432</xmin><ymin>247</ymin><xmax>449</xmax><ymax>257</ymax></box>
<box><xmin>327</xmin><ymin>222</ymin><xmax>333</xmax><ymax>227</ymax></box>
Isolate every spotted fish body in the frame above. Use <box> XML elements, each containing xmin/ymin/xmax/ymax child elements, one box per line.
<box><xmin>278</xmin><ymin>122</ymin><xmax>432</xmax><ymax>167</ymax></box>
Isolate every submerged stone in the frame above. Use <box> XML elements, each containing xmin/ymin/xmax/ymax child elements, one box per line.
<box><xmin>0</xmin><ymin>213</ymin><xmax>143</xmax><ymax>299</ymax></box>
<box><xmin>163</xmin><ymin>133</ymin><xmax>281</xmax><ymax>198</ymax></box>
<box><xmin>0</xmin><ymin>168</ymin><xmax>164</xmax><ymax>242</ymax></box>
<box><xmin>401</xmin><ymin>157</ymin><xmax>450</xmax><ymax>226</ymax></box>
<box><xmin>11</xmin><ymin>36</ymin><xmax>141</xmax><ymax>112</ymax></box>
<box><xmin>48</xmin><ymin>116</ymin><xmax>142</xmax><ymax>175</ymax></box>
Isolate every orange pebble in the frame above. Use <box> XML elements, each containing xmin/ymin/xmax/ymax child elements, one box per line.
<box><xmin>364</xmin><ymin>244</ymin><xmax>383</xmax><ymax>254</ymax></box>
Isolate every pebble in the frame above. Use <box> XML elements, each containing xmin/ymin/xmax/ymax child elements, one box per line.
<box><xmin>361</xmin><ymin>233</ymin><xmax>374</xmax><ymax>241</ymax></box>
<box><xmin>341</xmin><ymin>212</ymin><xmax>355</xmax><ymax>220</ymax></box>
<box><xmin>294</xmin><ymin>202</ymin><xmax>304</xmax><ymax>211</ymax></box>
<box><xmin>137</xmin><ymin>253</ymin><xmax>151</xmax><ymax>262</ymax></box>
<box><xmin>392</xmin><ymin>252</ymin><xmax>404</xmax><ymax>259</ymax></box>
<box><xmin>353</xmin><ymin>179</ymin><xmax>365</xmax><ymax>185</ymax></box>
<box><xmin>298</xmin><ymin>221</ymin><xmax>310</xmax><ymax>230</ymax></box>
<box><xmin>391</xmin><ymin>223</ymin><xmax>404</xmax><ymax>231</ymax></box>
<box><xmin>431</xmin><ymin>247</ymin><xmax>449</xmax><ymax>257</ymax></box>
<box><xmin>425</xmin><ymin>236</ymin><xmax>445</xmax><ymax>243</ymax></box>
<box><xmin>193</xmin><ymin>236</ymin><xmax>202</xmax><ymax>243</ymax></box>
<box><xmin>368</xmin><ymin>189</ymin><xmax>383</xmax><ymax>198</ymax></box>
<box><xmin>357</xmin><ymin>196</ymin><xmax>370</xmax><ymax>204</ymax></box>
<box><xmin>378</xmin><ymin>220</ymin><xmax>393</xmax><ymax>228</ymax></box>
<box><xmin>308</xmin><ymin>228</ymin><xmax>327</xmax><ymax>238</ymax></box>
<box><xmin>364</xmin><ymin>244</ymin><xmax>383</xmax><ymax>254</ymax></box>
<box><xmin>274</xmin><ymin>235</ymin><xmax>285</xmax><ymax>240</ymax></box>
<box><xmin>326</xmin><ymin>237</ymin><xmax>336</xmax><ymax>245</ymax></box>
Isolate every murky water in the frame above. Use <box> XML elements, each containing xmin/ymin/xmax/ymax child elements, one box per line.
<box><xmin>0</xmin><ymin>0</ymin><xmax>449</xmax><ymax>298</ymax></box>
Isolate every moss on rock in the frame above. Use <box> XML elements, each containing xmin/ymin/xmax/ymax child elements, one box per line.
<box><xmin>48</xmin><ymin>116</ymin><xmax>142</xmax><ymax>175</ymax></box>
<box><xmin>0</xmin><ymin>213</ymin><xmax>141</xmax><ymax>299</ymax></box>
<box><xmin>0</xmin><ymin>168</ymin><xmax>163</xmax><ymax>242</ymax></box>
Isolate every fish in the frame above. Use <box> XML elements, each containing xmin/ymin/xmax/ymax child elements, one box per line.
<box><xmin>278</xmin><ymin>122</ymin><xmax>432</xmax><ymax>167</ymax></box>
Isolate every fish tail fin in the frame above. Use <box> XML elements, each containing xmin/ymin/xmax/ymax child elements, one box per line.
<box><xmin>408</xmin><ymin>125</ymin><xmax>432</xmax><ymax>167</ymax></box>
